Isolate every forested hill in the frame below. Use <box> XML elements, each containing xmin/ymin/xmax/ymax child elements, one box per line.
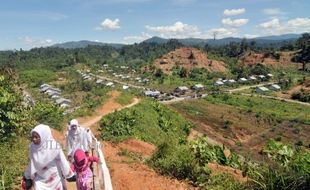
<box><xmin>52</xmin><ymin>40</ymin><xmax>124</xmax><ymax>49</ymax></box>
<box><xmin>0</xmin><ymin>39</ymin><xmax>183</xmax><ymax>70</ymax></box>
<box><xmin>143</xmin><ymin>34</ymin><xmax>302</xmax><ymax>47</ymax></box>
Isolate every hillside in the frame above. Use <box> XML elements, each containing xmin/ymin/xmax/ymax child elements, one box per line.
<box><xmin>153</xmin><ymin>47</ymin><xmax>227</xmax><ymax>74</ymax></box>
<box><xmin>238</xmin><ymin>51</ymin><xmax>298</xmax><ymax>68</ymax></box>
<box><xmin>143</xmin><ymin>34</ymin><xmax>301</xmax><ymax>47</ymax></box>
<box><xmin>52</xmin><ymin>40</ymin><xmax>124</xmax><ymax>49</ymax></box>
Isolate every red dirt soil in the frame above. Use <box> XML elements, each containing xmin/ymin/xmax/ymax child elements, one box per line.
<box><xmin>239</xmin><ymin>51</ymin><xmax>299</xmax><ymax>68</ymax></box>
<box><xmin>153</xmin><ymin>47</ymin><xmax>227</xmax><ymax>74</ymax></box>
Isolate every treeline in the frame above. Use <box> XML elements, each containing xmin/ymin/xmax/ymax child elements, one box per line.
<box><xmin>0</xmin><ymin>39</ymin><xmax>183</xmax><ymax>72</ymax></box>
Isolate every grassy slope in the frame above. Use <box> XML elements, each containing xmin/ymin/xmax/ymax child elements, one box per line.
<box><xmin>204</xmin><ymin>94</ymin><xmax>310</xmax><ymax>124</ymax></box>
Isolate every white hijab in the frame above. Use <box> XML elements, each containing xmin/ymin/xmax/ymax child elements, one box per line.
<box><xmin>67</xmin><ymin>120</ymin><xmax>89</xmax><ymax>155</ymax></box>
<box><xmin>28</xmin><ymin>124</ymin><xmax>60</xmax><ymax>178</ymax></box>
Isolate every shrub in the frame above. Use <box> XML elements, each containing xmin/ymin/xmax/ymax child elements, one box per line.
<box><xmin>30</xmin><ymin>102</ymin><xmax>64</xmax><ymax>131</ymax></box>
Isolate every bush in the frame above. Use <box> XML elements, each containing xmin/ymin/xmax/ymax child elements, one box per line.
<box><xmin>100</xmin><ymin>110</ymin><xmax>136</xmax><ymax>142</ymax></box>
<box><xmin>0</xmin><ymin>138</ymin><xmax>28</xmax><ymax>189</ymax></box>
<box><xmin>30</xmin><ymin>102</ymin><xmax>64</xmax><ymax>131</ymax></box>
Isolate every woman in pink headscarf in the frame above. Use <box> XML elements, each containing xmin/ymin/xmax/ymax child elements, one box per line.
<box><xmin>22</xmin><ymin>124</ymin><xmax>75</xmax><ymax>190</ymax></box>
<box><xmin>71</xmin><ymin>149</ymin><xmax>99</xmax><ymax>190</ymax></box>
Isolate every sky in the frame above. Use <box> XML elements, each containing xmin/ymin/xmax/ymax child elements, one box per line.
<box><xmin>1</xmin><ymin>0</ymin><xmax>310</xmax><ymax>50</ymax></box>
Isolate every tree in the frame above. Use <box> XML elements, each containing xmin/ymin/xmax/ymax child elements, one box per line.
<box><xmin>294</xmin><ymin>33</ymin><xmax>310</xmax><ymax>71</ymax></box>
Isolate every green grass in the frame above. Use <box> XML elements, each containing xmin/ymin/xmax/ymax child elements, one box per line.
<box><xmin>204</xmin><ymin>94</ymin><xmax>310</xmax><ymax>125</ymax></box>
<box><xmin>100</xmin><ymin>99</ymin><xmax>191</xmax><ymax>145</ymax></box>
<box><xmin>115</xmin><ymin>91</ymin><xmax>135</xmax><ymax>105</ymax></box>
<box><xmin>0</xmin><ymin>138</ymin><xmax>29</xmax><ymax>189</ymax></box>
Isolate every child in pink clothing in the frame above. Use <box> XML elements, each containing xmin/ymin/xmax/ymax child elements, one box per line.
<box><xmin>72</xmin><ymin>149</ymin><xmax>99</xmax><ymax>190</ymax></box>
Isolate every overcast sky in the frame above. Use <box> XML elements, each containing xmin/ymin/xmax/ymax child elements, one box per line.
<box><xmin>1</xmin><ymin>0</ymin><xmax>309</xmax><ymax>50</ymax></box>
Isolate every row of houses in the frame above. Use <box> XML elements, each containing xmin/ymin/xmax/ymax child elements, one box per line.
<box><xmin>215</xmin><ymin>74</ymin><xmax>273</xmax><ymax>86</ymax></box>
<box><xmin>77</xmin><ymin>70</ymin><xmax>115</xmax><ymax>87</ymax></box>
<box><xmin>256</xmin><ymin>84</ymin><xmax>281</xmax><ymax>93</ymax></box>
<box><xmin>39</xmin><ymin>84</ymin><xmax>71</xmax><ymax>108</ymax></box>
<box><xmin>143</xmin><ymin>84</ymin><xmax>204</xmax><ymax>100</ymax></box>
<box><xmin>78</xmin><ymin>70</ymin><xmax>131</xmax><ymax>90</ymax></box>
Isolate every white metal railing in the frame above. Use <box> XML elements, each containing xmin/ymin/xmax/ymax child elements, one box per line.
<box><xmin>92</xmin><ymin>136</ymin><xmax>113</xmax><ymax>190</ymax></box>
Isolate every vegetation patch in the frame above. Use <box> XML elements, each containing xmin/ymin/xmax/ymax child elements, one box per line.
<box><xmin>204</xmin><ymin>94</ymin><xmax>310</xmax><ymax>124</ymax></box>
<box><xmin>115</xmin><ymin>91</ymin><xmax>135</xmax><ymax>105</ymax></box>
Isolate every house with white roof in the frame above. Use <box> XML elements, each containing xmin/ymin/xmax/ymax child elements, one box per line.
<box><xmin>175</xmin><ymin>86</ymin><xmax>189</xmax><ymax>93</ymax></box>
<box><xmin>228</xmin><ymin>79</ymin><xmax>236</xmax><ymax>84</ymax></box>
<box><xmin>258</xmin><ymin>75</ymin><xmax>266</xmax><ymax>81</ymax></box>
<box><xmin>123</xmin><ymin>85</ymin><xmax>129</xmax><ymax>90</ymax></box>
<box><xmin>256</xmin><ymin>86</ymin><xmax>269</xmax><ymax>93</ymax></box>
<box><xmin>55</xmin><ymin>98</ymin><xmax>71</xmax><ymax>105</ymax></box>
<box><xmin>248</xmin><ymin>76</ymin><xmax>257</xmax><ymax>81</ymax></box>
<box><xmin>144</xmin><ymin>90</ymin><xmax>160</xmax><ymax>97</ymax></box>
<box><xmin>106</xmin><ymin>82</ymin><xmax>114</xmax><ymax>87</ymax></box>
<box><xmin>192</xmin><ymin>84</ymin><xmax>204</xmax><ymax>91</ymax></box>
<box><xmin>96</xmin><ymin>79</ymin><xmax>104</xmax><ymax>84</ymax></box>
<box><xmin>214</xmin><ymin>81</ymin><xmax>224</xmax><ymax>86</ymax></box>
<box><xmin>269</xmin><ymin>84</ymin><xmax>281</xmax><ymax>91</ymax></box>
<box><xmin>238</xmin><ymin>78</ymin><xmax>248</xmax><ymax>83</ymax></box>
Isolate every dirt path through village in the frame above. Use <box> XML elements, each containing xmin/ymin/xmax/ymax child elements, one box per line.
<box><xmin>52</xmin><ymin>90</ymin><xmax>194</xmax><ymax>190</ymax></box>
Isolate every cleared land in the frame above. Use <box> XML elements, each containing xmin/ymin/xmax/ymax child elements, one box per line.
<box><xmin>169</xmin><ymin>94</ymin><xmax>310</xmax><ymax>161</ymax></box>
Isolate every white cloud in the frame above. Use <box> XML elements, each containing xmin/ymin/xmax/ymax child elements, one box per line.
<box><xmin>123</xmin><ymin>32</ymin><xmax>152</xmax><ymax>43</ymax></box>
<box><xmin>96</xmin><ymin>18</ymin><xmax>120</xmax><ymax>30</ymax></box>
<box><xmin>207</xmin><ymin>28</ymin><xmax>238</xmax><ymax>39</ymax></box>
<box><xmin>262</xmin><ymin>8</ymin><xmax>284</xmax><ymax>15</ymax></box>
<box><xmin>223</xmin><ymin>8</ymin><xmax>245</xmax><ymax>16</ymax></box>
<box><xmin>19</xmin><ymin>36</ymin><xmax>54</xmax><ymax>47</ymax></box>
<box><xmin>144</xmin><ymin>21</ymin><xmax>241</xmax><ymax>39</ymax></box>
<box><xmin>258</xmin><ymin>17</ymin><xmax>310</xmax><ymax>35</ymax></box>
<box><xmin>222</xmin><ymin>18</ymin><xmax>249</xmax><ymax>27</ymax></box>
<box><xmin>145</xmin><ymin>21</ymin><xmax>201</xmax><ymax>38</ymax></box>
<box><xmin>259</xmin><ymin>18</ymin><xmax>280</xmax><ymax>29</ymax></box>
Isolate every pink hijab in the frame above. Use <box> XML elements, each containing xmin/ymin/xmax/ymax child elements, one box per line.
<box><xmin>73</xmin><ymin>149</ymin><xmax>89</xmax><ymax>172</ymax></box>
<box><xmin>28</xmin><ymin>124</ymin><xmax>60</xmax><ymax>178</ymax></box>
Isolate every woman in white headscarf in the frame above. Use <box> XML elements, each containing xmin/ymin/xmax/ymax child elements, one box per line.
<box><xmin>23</xmin><ymin>124</ymin><xmax>74</xmax><ymax>190</ymax></box>
<box><xmin>66</xmin><ymin>119</ymin><xmax>92</xmax><ymax>157</ymax></box>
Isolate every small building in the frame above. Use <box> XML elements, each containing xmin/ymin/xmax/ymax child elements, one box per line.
<box><xmin>228</xmin><ymin>79</ymin><xmax>236</xmax><ymax>84</ymax></box>
<box><xmin>96</xmin><ymin>79</ymin><xmax>104</xmax><ymax>84</ymax></box>
<box><xmin>258</xmin><ymin>75</ymin><xmax>266</xmax><ymax>80</ymax></box>
<box><xmin>269</xmin><ymin>84</ymin><xmax>281</xmax><ymax>91</ymax></box>
<box><xmin>238</xmin><ymin>78</ymin><xmax>248</xmax><ymax>83</ymax></box>
<box><xmin>135</xmin><ymin>77</ymin><xmax>141</xmax><ymax>81</ymax></box>
<box><xmin>214</xmin><ymin>81</ymin><xmax>224</xmax><ymax>86</ymax></box>
<box><xmin>60</xmin><ymin>103</ymin><xmax>70</xmax><ymax>108</ymax></box>
<box><xmin>144</xmin><ymin>90</ymin><xmax>160</xmax><ymax>97</ymax></box>
<box><xmin>267</xmin><ymin>73</ymin><xmax>273</xmax><ymax>78</ymax></box>
<box><xmin>175</xmin><ymin>86</ymin><xmax>189</xmax><ymax>94</ymax></box>
<box><xmin>46</xmin><ymin>90</ymin><xmax>61</xmax><ymax>97</ymax></box>
<box><xmin>248</xmin><ymin>76</ymin><xmax>257</xmax><ymax>81</ymax></box>
<box><xmin>51</xmin><ymin>94</ymin><xmax>60</xmax><ymax>99</ymax></box>
<box><xmin>256</xmin><ymin>86</ymin><xmax>269</xmax><ymax>93</ymax></box>
<box><xmin>40</xmin><ymin>83</ymin><xmax>50</xmax><ymax>89</ymax></box>
<box><xmin>106</xmin><ymin>82</ymin><xmax>114</xmax><ymax>87</ymax></box>
<box><xmin>55</xmin><ymin>98</ymin><xmax>71</xmax><ymax>105</ymax></box>
<box><xmin>39</xmin><ymin>86</ymin><xmax>52</xmax><ymax>93</ymax></box>
<box><xmin>192</xmin><ymin>84</ymin><xmax>204</xmax><ymax>91</ymax></box>
<box><xmin>122</xmin><ymin>85</ymin><xmax>129</xmax><ymax>90</ymax></box>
